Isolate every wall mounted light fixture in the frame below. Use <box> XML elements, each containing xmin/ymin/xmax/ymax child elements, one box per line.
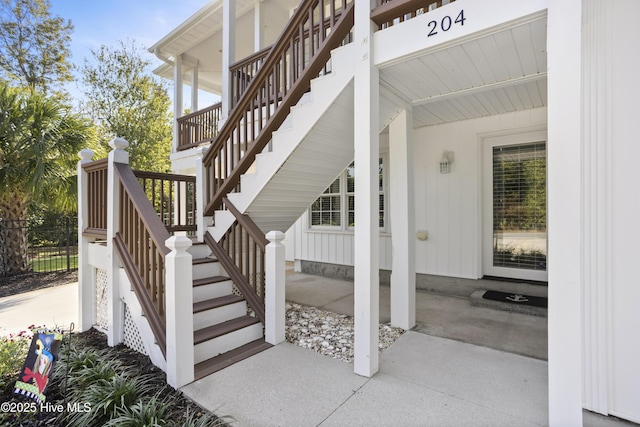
<box><xmin>439</xmin><ymin>150</ymin><xmax>455</xmax><ymax>174</ymax></box>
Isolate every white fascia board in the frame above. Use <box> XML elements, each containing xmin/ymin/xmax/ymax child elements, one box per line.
<box><xmin>374</xmin><ymin>0</ymin><xmax>548</xmax><ymax>68</ymax></box>
<box><xmin>148</xmin><ymin>0</ymin><xmax>223</xmax><ymax>55</ymax></box>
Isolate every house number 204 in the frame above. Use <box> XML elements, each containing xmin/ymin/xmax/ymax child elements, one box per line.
<box><xmin>427</xmin><ymin>10</ymin><xmax>466</xmax><ymax>37</ymax></box>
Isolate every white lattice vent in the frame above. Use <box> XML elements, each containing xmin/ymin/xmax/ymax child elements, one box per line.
<box><xmin>232</xmin><ymin>284</ymin><xmax>242</xmax><ymax>297</ymax></box>
<box><xmin>95</xmin><ymin>268</ymin><xmax>108</xmax><ymax>331</ymax></box>
<box><xmin>123</xmin><ymin>304</ymin><xmax>148</xmax><ymax>356</ymax></box>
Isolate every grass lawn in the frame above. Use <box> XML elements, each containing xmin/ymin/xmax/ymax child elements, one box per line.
<box><xmin>30</xmin><ymin>254</ymin><xmax>78</xmax><ymax>272</ymax></box>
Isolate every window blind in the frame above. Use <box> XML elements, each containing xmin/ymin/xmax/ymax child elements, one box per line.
<box><xmin>492</xmin><ymin>142</ymin><xmax>547</xmax><ymax>271</ymax></box>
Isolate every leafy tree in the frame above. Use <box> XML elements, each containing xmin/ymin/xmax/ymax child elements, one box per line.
<box><xmin>81</xmin><ymin>40</ymin><xmax>172</xmax><ymax>172</ymax></box>
<box><xmin>0</xmin><ymin>0</ymin><xmax>74</xmax><ymax>95</ymax></box>
<box><xmin>0</xmin><ymin>82</ymin><xmax>91</xmax><ymax>276</ymax></box>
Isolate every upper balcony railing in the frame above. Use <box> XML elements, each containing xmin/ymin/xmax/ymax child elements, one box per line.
<box><xmin>229</xmin><ymin>46</ymin><xmax>272</xmax><ymax>110</ymax></box>
<box><xmin>371</xmin><ymin>0</ymin><xmax>455</xmax><ymax>29</ymax></box>
<box><xmin>177</xmin><ymin>0</ymin><xmax>448</xmax><ymax>152</ymax></box>
<box><xmin>176</xmin><ymin>102</ymin><xmax>223</xmax><ymax>151</ymax></box>
<box><xmin>203</xmin><ymin>0</ymin><xmax>355</xmax><ymax>215</ymax></box>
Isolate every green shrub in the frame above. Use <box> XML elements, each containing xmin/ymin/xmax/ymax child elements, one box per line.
<box><xmin>63</xmin><ymin>373</ymin><xmax>156</xmax><ymax>426</ymax></box>
<box><xmin>104</xmin><ymin>394</ymin><xmax>171</xmax><ymax>427</ymax></box>
<box><xmin>181</xmin><ymin>408</ymin><xmax>231</xmax><ymax>427</ymax></box>
<box><xmin>0</xmin><ymin>331</ymin><xmax>31</xmax><ymax>396</ymax></box>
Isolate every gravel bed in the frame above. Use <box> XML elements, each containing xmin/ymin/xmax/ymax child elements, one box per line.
<box><xmin>285</xmin><ymin>302</ymin><xmax>404</xmax><ymax>363</ymax></box>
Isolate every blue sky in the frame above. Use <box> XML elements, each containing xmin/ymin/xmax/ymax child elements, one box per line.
<box><xmin>48</xmin><ymin>0</ymin><xmax>211</xmax><ymax>103</ymax></box>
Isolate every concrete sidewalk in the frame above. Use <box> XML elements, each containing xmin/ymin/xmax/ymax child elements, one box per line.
<box><xmin>181</xmin><ymin>271</ymin><xmax>633</xmax><ymax>426</ymax></box>
<box><xmin>0</xmin><ymin>277</ymin><xmax>635</xmax><ymax>426</ymax></box>
<box><xmin>0</xmin><ymin>282</ymin><xmax>78</xmax><ymax>336</ymax></box>
<box><xmin>182</xmin><ymin>331</ymin><xmax>549</xmax><ymax>426</ymax></box>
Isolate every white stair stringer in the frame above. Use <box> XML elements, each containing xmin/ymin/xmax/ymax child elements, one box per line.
<box><xmin>224</xmin><ymin>43</ymin><xmax>357</xmax><ymax>234</ymax></box>
<box><xmin>117</xmin><ymin>268</ymin><xmax>167</xmax><ymax>372</ymax></box>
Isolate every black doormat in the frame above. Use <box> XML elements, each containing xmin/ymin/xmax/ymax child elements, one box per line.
<box><xmin>482</xmin><ymin>290</ymin><xmax>547</xmax><ymax>308</ymax></box>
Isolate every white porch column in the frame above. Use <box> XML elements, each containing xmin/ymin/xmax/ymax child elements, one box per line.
<box><xmin>222</xmin><ymin>0</ymin><xmax>236</xmax><ymax>119</ymax></box>
<box><xmin>173</xmin><ymin>55</ymin><xmax>184</xmax><ymax>152</ymax></box>
<box><xmin>254</xmin><ymin>1</ymin><xmax>265</xmax><ymax>52</ymax></box>
<box><xmin>547</xmin><ymin>0</ymin><xmax>583</xmax><ymax>425</ymax></box>
<box><xmin>265</xmin><ymin>230</ymin><xmax>286</xmax><ymax>345</ymax></box>
<box><xmin>106</xmin><ymin>138</ymin><xmax>129</xmax><ymax>347</ymax></box>
<box><xmin>165</xmin><ymin>235</ymin><xmax>194</xmax><ymax>388</ymax></box>
<box><xmin>389</xmin><ymin>109</ymin><xmax>415</xmax><ymax>330</ymax></box>
<box><xmin>353</xmin><ymin>0</ymin><xmax>379</xmax><ymax>378</ymax></box>
<box><xmin>77</xmin><ymin>148</ymin><xmax>96</xmax><ymax>332</ymax></box>
<box><xmin>191</xmin><ymin>65</ymin><xmax>199</xmax><ymax>113</ymax></box>
<box><xmin>581</xmin><ymin>0</ymin><xmax>612</xmax><ymax>416</ymax></box>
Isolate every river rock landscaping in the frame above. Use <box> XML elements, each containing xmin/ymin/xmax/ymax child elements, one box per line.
<box><xmin>285</xmin><ymin>302</ymin><xmax>405</xmax><ymax>362</ymax></box>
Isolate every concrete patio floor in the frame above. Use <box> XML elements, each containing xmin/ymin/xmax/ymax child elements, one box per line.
<box><xmin>183</xmin><ymin>270</ymin><xmax>636</xmax><ymax>426</ymax></box>
<box><xmin>285</xmin><ymin>270</ymin><xmax>548</xmax><ymax>360</ymax></box>
<box><xmin>0</xmin><ymin>275</ymin><xmax>636</xmax><ymax>425</ymax></box>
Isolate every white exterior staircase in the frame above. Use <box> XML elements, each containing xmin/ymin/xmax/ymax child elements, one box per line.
<box><xmin>208</xmin><ymin>43</ymin><xmax>357</xmax><ymax>239</ymax></box>
<box><xmin>187</xmin><ymin>241</ymin><xmax>270</xmax><ymax>379</ymax></box>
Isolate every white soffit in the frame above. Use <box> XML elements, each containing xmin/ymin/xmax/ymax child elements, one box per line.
<box><xmin>380</xmin><ymin>16</ymin><xmax>547</xmax><ymax>128</ymax></box>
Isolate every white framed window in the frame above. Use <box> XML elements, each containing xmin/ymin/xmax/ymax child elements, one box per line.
<box><xmin>310</xmin><ymin>157</ymin><xmax>386</xmax><ymax>231</ymax></box>
<box><xmin>483</xmin><ymin>131</ymin><xmax>547</xmax><ymax>282</ymax></box>
<box><xmin>309</xmin><ymin>176</ymin><xmax>341</xmax><ymax>227</ymax></box>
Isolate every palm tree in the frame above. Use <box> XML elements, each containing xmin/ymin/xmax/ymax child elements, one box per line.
<box><xmin>0</xmin><ymin>82</ymin><xmax>91</xmax><ymax>276</ymax></box>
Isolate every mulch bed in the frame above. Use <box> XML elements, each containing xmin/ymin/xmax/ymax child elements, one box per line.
<box><xmin>0</xmin><ymin>273</ymin><xmax>226</xmax><ymax>426</ymax></box>
<box><xmin>0</xmin><ymin>271</ymin><xmax>78</xmax><ymax>298</ymax></box>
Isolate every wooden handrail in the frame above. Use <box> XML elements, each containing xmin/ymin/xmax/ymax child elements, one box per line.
<box><xmin>230</xmin><ymin>45</ymin><xmax>273</xmax><ymax>71</ymax></box>
<box><xmin>228</xmin><ymin>11</ymin><xmax>348</xmax><ymax>109</ymax></box>
<box><xmin>134</xmin><ymin>170</ymin><xmax>197</xmax><ymax>234</ymax></box>
<box><xmin>371</xmin><ymin>0</ymin><xmax>453</xmax><ymax>28</ymax></box>
<box><xmin>115</xmin><ymin>163</ymin><xmax>171</xmax><ymax>255</ymax></box>
<box><xmin>222</xmin><ymin>197</ymin><xmax>268</xmax><ymax>251</ymax></box>
<box><xmin>204</xmin><ymin>232</ymin><xmax>266</xmax><ymax>324</ymax></box>
<box><xmin>203</xmin><ymin>0</ymin><xmax>355</xmax><ymax>216</ymax></box>
<box><xmin>176</xmin><ymin>102</ymin><xmax>223</xmax><ymax>150</ymax></box>
<box><xmin>82</xmin><ymin>158</ymin><xmax>108</xmax><ymax>238</ymax></box>
<box><xmin>114</xmin><ymin>233</ymin><xmax>166</xmax><ymax>356</ymax></box>
<box><xmin>114</xmin><ymin>162</ymin><xmax>170</xmax><ymax>356</ymax></box>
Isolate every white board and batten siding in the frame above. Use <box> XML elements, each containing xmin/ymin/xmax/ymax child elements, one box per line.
<box><xmin>292</xmin><ymin>222</ymin><xmax>393</xmax><ymax>271</ymax></box>
<box><xmin>291</xmin><ymin>107</ymin><xmax>547</xmax><ymax>280</ymax></box>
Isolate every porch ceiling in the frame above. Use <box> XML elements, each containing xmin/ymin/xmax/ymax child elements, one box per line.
<box><xmin>379</xmin><ymin>15</ymin><xmax>547</xmax><ymax>128</ymax></box>
<box><xmin>151</xmin><ymin>0</ymin><xmax>299</xmax><ymax>95</ymax></box>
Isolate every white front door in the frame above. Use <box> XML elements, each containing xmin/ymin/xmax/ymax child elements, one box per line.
<box><xmin>483</xmin><ymin>131</ymin><xmax>548</xmax><ymax>282</ymax></box>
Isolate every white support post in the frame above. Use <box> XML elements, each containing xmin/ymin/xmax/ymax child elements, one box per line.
<box><xmin>106</xmin><ymin>138</ymin><xmax>129</xmax><ymax>347</ymax></box>
<box><xmin>222</xmin><ymin>0</ymin><xmax>236</xmax><ymax>119</ymax></box>
<box><xmin>195</xmin><ymin>147</ymin><xmax>208</xmax><ymax>242</ymax></box>
<box><xmin>389</xmin><ymin>109</ymin><xmax>416</xmax><ymax>330</ymax></box>
<box><xmin>173</xmin><ymin>55</ymin><xmax>184</xmax><ymax>152</ymax></box>
<box><xmin>265</xmin><ymin>231</ymin><xmax>286</xmax><ymax>345</ymax></box>
<box><xmin>191</xmin><ymin>65</ymin><xmax>199</xmax><ymax>113</ymax></box>
<box><xmin>547</xmin><ymin>0</ymin><xmax>583</xmax><ymax>425</ymax></box>
<box><xmin>254</xmin><ymin>1</ymin><xmax>264</xmax><ymax>52</ymax></box>
<box><xmin>78</xmin><ymin>148</ymin><xmax>96</xmax><ymax>332</ymax></box>
<box><xmin>165</xmin><ymin>235</ymin><xmax>194</xmax><ymax>388</ymax></box>
<box><xmin>353</xmin><ymin>0</ymin><xmax>380</xmax><ymax>378</ymax></box>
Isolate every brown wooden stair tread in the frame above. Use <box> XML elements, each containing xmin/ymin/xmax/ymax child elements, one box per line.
<box><xmin>194</xmin><ymin>316</ymin><xmax>262</xmax><ymax>345</ymax></box>
<box><xmin>192</xmin><ymin>257</ymin><xmax>218</xmax><ymax>265</ymax></box>
<box><xmin>193</xmin><ymin>276</ymin><xmax>230</xmax><ymax>287</ymax></box>
<box><xmin>193</xmin><ymin>295</ymin><xmax>244</xmax><ymax>313</ymax></box>
<box><xmin>194</xmin><ymin>338</ymin><xmax>272</xmax><ymax>380</ymax></box>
